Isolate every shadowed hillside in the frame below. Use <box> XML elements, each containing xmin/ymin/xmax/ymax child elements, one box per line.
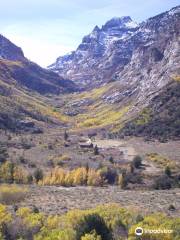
<box><xmin>118</xmin><ymin>79</ymin><xmax>180</xmax><ymax>141</ymax></box>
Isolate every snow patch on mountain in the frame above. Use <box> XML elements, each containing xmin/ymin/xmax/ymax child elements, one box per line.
<box><xmin>48</xmin><ymin>5</ymin><xmax>180</xmax><ymax>105</ymax></box>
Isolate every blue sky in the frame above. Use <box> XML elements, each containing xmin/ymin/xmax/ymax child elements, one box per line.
<box><xmin>0</xmin><ymin>0</ymin><xmax>179</xmax><ymax>67</ymax></box>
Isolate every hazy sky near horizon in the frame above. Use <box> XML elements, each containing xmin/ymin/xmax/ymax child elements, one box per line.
<box><xmin>0</xmin><ymin>0</ymin><xmax>179</xmax><ymax>67</ymax></box>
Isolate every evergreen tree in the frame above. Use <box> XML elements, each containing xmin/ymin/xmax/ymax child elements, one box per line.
<box><xmin>118</xmin><ymin>171</ymin><xmax>127</xmax><ymax>189</ymax></box>
<box><xmin>165</xmin><ymin>166</ymin><xmax>171</xmax><ymax>177</ymax></box>
<box><xmin>109</xmin><ymin>156</ymin><xmax>114</xmax><ymax>164</ymax></box>
<box><xmin>130</xmin><ymin>163</ymin><xmax>134</xmax><ymax>173</ymax></box>
<box><xmin>94</xmin><ymin>145</ymin><xmax>99</xmax><ymax>155</ymax></box>
<box><xmin>34</xmin><ymin>169</ymin><xmax>43</xmax><ymax>183</ymax></box>
<box><xmin>132</xmin><ymin>155</ymin><xmax>142</xmax><ymax>168</ymax></box>
<box><xmin>0</xmin><ymin>143</ymin><xmax>8</xmax><ymax>163</ymax></box>
<box><xmin>27</xmin><ymin>174</ymin><xmax>33</xmax><ymax>184</ymax></box>
<box><xmin>64</xmin><ymin>130</ymin><xmax>69</xmax><ymax>141</ymax></box>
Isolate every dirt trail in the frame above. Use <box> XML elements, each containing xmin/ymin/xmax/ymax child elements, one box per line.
<box><xmin>94</xmin><ymin>139</ymin><xmax>161</xmax><ymax>174</ymax></box>
<box><xmin>93</xmin><ymin>139</ymin><xmax>136</xmax><ymax>160</ymax></box>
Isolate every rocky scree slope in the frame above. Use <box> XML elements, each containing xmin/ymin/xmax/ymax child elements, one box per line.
<box><xmin>119</xmin><ymin>78</ymin><xmax>180</xmax><ymax>140</ymax></box>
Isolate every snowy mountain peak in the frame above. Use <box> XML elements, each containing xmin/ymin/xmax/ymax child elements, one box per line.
<box><xmin>168</xmin><ymin>5</ymin><xmax>180</xmax><ymax>16</ymax></box>
<box><xmin>102</xmin><ymin>16</ymin><xmax>138</xmax><ymax>30</ymax></box>
<box><xmin>48</xmin><ymin>15</ymin><xmax>140</xmax><ymax>79</ymax></box>
<box><xmin>48</xmin><ymin>6</ymin><xmax>179</xmax><ymax>90</ymax></box>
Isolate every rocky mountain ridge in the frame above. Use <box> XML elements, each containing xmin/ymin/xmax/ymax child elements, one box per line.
<box><xmin>48</xmin><ymin>16</ymin><xmax>139</xmax><ymax>86</ymax></box>
<box><xmin>0</xmin><ymin>35</ymin><xmax>77</xmax><ymax>132</ymax></box>
<box><xmin>0</xmin><ymin>34</ymin><xmax>25</xmax><ymax>62</ymax></box>
<box><xmin>49</xmin><ymin>6</ymin><xmax>180</xmax><ymax>107</ymax></box>
<box><xmin>0</xmin><ymin>35</ymin><xmax>78</xmax><ymax>94</ymax></box>
<box><xmin>0</xmin><ymin>6</ymin><xmax>179</xmax><ymax>138</ymax></box>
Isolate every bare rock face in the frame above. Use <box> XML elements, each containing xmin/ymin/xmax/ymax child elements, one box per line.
<box><xmin>114</xmin><ymin>6</ymin><xmax>180</xmax><ymax>104</ymax></box>
<box><xmin>49</xmin><ymin>6</ymin><xmax>180</xmax><ymax>103</ymax></box>
<box><xmin>0</xmin><ymin>35</ymin><xmax>25</xmax><ymax>61</ymax></box>
<box><xmin>48</xmin><ymin>16</ymin><xmax>139</xmax><ymax>86</ymax></box>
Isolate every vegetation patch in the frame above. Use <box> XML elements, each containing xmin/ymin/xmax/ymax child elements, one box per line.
<box><xmin>39</xmin><ymin>167</ymin><xmax>104</xmax><ymax>187</ymax></box>
<box><xmin>0</xmin><ymin>185</ymin><xmax>28</xmax><ymax>205</ymax></box>
<box><xmin>76</xmin><ymin>84</ymin><xmax>113</xmax><ymax>101</ymax></box>
<box><xmin>118</xmin><ymin>81</ymin><xmax>180</xmax><ymax>140</ymax></box>
<box><xmin>76</xmin><ymin>105</ymin><xmax>130</xmax><ymax>129</ymax></box>
<box><xmin>128</xmin><ymin>213</ymin><xmax>180</xmax><ymax>240</ymax></box>
<box><xmin>135</xmin><ymin>108</ymin><xmax>151</xmax><ymax>125</ymax></box>
<box><xmin>172</xmin><ymin>75</ymin><xmax>180</xmax><ymax>82</ymax></box>
<box><xmin>146</xmin><ymin>153</ymin><xmax>177</xmax><ymax>169</ymax></box>
<box><xmin>0</xmin><ymin>161</ymin><xmax>28</xmax><ymax>184</ymax></box>
<box><xmin>0</xmin><ymin>203</ymin><xmax>179</xmax><ymax>240</ymax></box>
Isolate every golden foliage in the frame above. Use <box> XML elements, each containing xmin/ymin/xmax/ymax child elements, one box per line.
<box><xmin>17</xmin><ymin>207</ymin><xmax>44</xmax><ymax>228</ymax></box>
<box><xmin>39</xmin><ymin>167</ymin><xmax>104</xmax><ymax>187</ymax></box>
<box><xmin>172</xmin><ymin>75</ymin><xmax>180</xmax><ymax>82</ymax></box>
<box><xmin>0</xmin><ymin>161</ymin><xmax>28</xmax><ymax>184</ymax></box>
<box><xmin>0</xmin><ymin>185</ymin><xmax>28</xmax><ymax>205</ymax></box>
<box><xmin>0</xmin><ymin>203</ymin><xmax>179</xmax><ymax>240</ymax></box>
<box><xmin>0</xmin><ymin>204</ymin><xmax>12</xmax><ymax>227</ymax></box>
<box><xmin>13</xmin><ymin>165</ymin><xmax>28</xmax><ymax>184</ymax></box>
<box><xmin>76</xmin><ymin>105</ymin><xmax>130</xmax><ymax>129</ymax></box>
<box><xmin>87</xmin><ymin>169</ymin><xmax>103</xmax><ymax>186</ymax></box>
<box><xmin>76</xmin><ymin>84</ymin><xmax>112</xmax><ymax>100</ymax></box>
<box><xmin>81</xmin><ymin>231</ymin><xmax>102</xmax><ymax>240</ymax></box>
<box><xmin>135</xmin><ymin>108</ymin><xmax>151</xmax><ymax>125</ymax></box>
<box><xmin>146</xmin><ymin>153</ymin><xmax>177</xmax><ymax>169</ymax></box>
<box><xmin>128</xmin><ymin>213</ymin><xmax>180</xmax><ymax>240</ymax></box>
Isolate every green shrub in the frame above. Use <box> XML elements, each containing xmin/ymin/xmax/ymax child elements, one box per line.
<box><xmin>0</xmin><ymin>143</ymin><xmax>8</xmax><ymax>163</ymax></box>
<box><xmin>99</xmin><ymin>167</ymin><xmax>117</xmax><ymax>184</ymax></box>
<box><xmin>165</xmin><ymin>166</ymin><xmax>171</xmax><ymax>177</ymax></box>
<box><xmin>132</xmin><ymin>156</ymin><xmax>142</xmax><ymax>168</ymax></box>
<box><xmin>153</xmin><ymin>175</ymin><xmax>172</xmax><ymax>190</ymax></box>
<box><xmin>94</xmin><ymin>145</ymin><xmax>99</xmax><ymax>155</ymax></box>
<box><xmin>76</xmin><ymin>214</ymin><xmax>112</xmax><ymax>240</ymax></box>
<box><xmin>27</xmin><ymin>174</ymin><xmax>33</xmax><ymax>184</ymax></box>
<box><xmin>34</xmin><ymin>169</ymin><xmax>43</xmax><ymax>183</ymax></box>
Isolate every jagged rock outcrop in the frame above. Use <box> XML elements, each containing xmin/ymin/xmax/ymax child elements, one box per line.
<box><xmin>48</xmin><ymin>16</ymin><xmax>139</xmax><ymax>86</ymax></box>
<box><xmin>49</xmin><ymin>6</ymin><xmax>180</xmax><ymax>104</ymax></box>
